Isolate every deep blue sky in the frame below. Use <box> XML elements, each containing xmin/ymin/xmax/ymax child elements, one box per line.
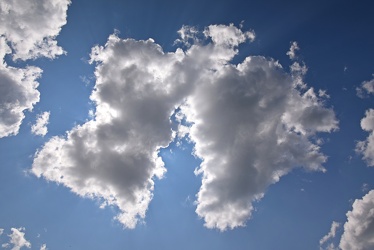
<box><xmin>1</xmin><ymin>1</ymin><xmax>374</xmax><ymax>249</ymax></box>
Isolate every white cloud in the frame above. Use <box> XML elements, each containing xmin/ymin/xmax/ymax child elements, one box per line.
<box><xmin>0</xmin><ymin>0</ymin><xmax>70</xmax><ymax>138</ymax></box>
<box><xmin>287</xmin><ymin>41</ymin><xmax>300</xmax><ymax>60</ymax></box>
<box><xmin>0</xmin><ymin>44</ymin><xmax>42</xmax><ymax>138</ymax></box>
<box><xmin>0</xmin><ymin>228</ymin><xmax>3</xmax><ymax>235</ymax></box>
<box><xmin>339</xmin><ymin>190</ymin><xmax>374</xmax><ymax>250</ymax></box>
<box><xmin>184</xmin><ymin>58</ymin><xmax>337</xmax><ymax>231</ymax></box>
<box><xmin>2</xmin><ymin>227</ymin><xmax>31</xmax><ymax>250</ymax></box>
<box><xmin>356</xmin><ymin>76</ymin><xmax>374</xmax><ymax>98</ymax></box>
<box><xmin>31</xmin><ymin>111</ymin><xmax>50</xmax><ymax>137</ymax></box>
<box><xmin>357</xmin><ymin>75</ymin><xmax>374</xmax><ymax>166</ymax></box>
<box><xmin>203</xmin><ymin>23</ymin><xmax>255</xmax><ymax>46</ymax></box>
<box><xmin>40</xmin><ymin>244</ymin><xmax>47</xmax><ymax>250</ymax></box>
<box><xmin>32</xmin><ymin>35</ymin><xmax>192</xmax><ymax>229</ymax></box>
<box><xmin>356</xmin><ymin>109</ymin><xmax>374</xmax><ymax>166</ymax></box>
<box><xmin>0</xmin><ymin>0</ymin><xmax>71</xmax><ymax>60</ymax></box>
<box><xmin>32</xmin><ymin>24</ymin><xmax>337</xmax><ymax>230</ymax></box>
<box><xmin>320</xmin><ymin>221</ymin><xmax>340</xmax><ymax>249</ymax></box>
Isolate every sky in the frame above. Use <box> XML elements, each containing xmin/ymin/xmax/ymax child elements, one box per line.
<box><xmin>1</xmin><ymin>0</ymin><xmax>374</xmax><ymax>249</ymax></box>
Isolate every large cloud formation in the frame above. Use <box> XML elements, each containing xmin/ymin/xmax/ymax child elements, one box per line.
<box><xmin>0</xmin><ymin>0</ymin><xmax>70</xmax><ymax>138</ymax></box>
<box><xmin>339</xmin><ymin>190</ymin><xmax>374</xmax><ymax>250</ymax></box>
<box><xmin>32</xmin><ymin>24</ymin><xmax>338</xmax><ymax>229</ymax></box>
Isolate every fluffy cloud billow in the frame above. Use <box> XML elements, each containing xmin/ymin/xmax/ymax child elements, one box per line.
<box><xmin>0</xmin><ymin>0</ymin><xmax>70</xmax><ymax>60</ymax></box>
<box><xmin>184</xmin><ymin>53</ymin><xmax>337</xmax><ymax>230</ymax></box>
<box><xmin>32</xmin><ymin>24</ymin><xmax>338</xmax><ymax>230</ymax></box>
<box><xmin>0</xmin><ymin>0</ymin><xmax>70</xmax><ymax>138</ymax></box>
<box><xmin>1</xmin><ymin>227</ymin><xmax>31</xmax><ymax>250</ymax></box>
<box><xmin>0</xmin><ymin>44</ymin><xmax>42</xmax><ymax>138</ymax></box>
<box><xmin>339</xmin><ymin>190</ymin><xmax>374</xmax><ymax>250</ymax></box>
<box><xmin>31</xmin><ymin>111</ymin><xmax>50</xmax><ymax>137</ymax></box>
<box><xmin>32</xmin><ymin>35</ymin><xmax>193</xmax><ymax>228</ymax></box>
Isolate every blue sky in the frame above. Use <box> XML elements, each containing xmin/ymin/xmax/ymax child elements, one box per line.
<box><xmin>1</xmin><ymin>0</ymin><xmax>374</xmax><ymax>249</ymax></box>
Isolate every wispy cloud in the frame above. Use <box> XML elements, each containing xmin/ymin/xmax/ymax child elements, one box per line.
<box><xmin>319</xmin><ymin>221</ymin><xmax>340</xmax><ymax>249</ymax></box>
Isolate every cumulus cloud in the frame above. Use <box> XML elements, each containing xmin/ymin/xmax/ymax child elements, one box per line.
<box><xmin>287</xmin><ymin>41</ymin><xmax>300</xmax><ymax>60</ymax></box>
<box><xmin>339</xmin><ymin>190</ymin><xmax>374</xmax><ymax>250</ymax></box>
<box><xmin>184</xmin><ymin>57</ymin><xmax>337</xmax><ymax>231</ymax></box>
<box><xmin>32</xmin><ymin>35</ymin><xmax>193</xmax><ymax>228</ymax></box>
<box><xmin>320</xmin><ymin>221</ymin><xmax>340</xmax><ymax>249</ymax></box>
<box><xmin>0</xmin><ymin>0</ymin><xmax>70</xmax><ymax>60</ymax></box>
<box><xmin>0</xmin><ymin>0</ymin><xmax>70</xmax><ymax>138</ymax></box>
<box><xmin>32</xmin><ymin>24</ymin><xmax>337</xmax><ymax>230</ymax></box>
<box><xmin>2</xmin><ymin>227</ymin><xmax>31</xmax><ymax>250</ymax></box>
<box><xmin>31</xmin><ymin>111</ymin><xmax>50</xmax><ymax>137</ymax></box>
<box><xmin>356</xmin><ymin>76</ymin><xmax>374</xmax><ymax>98</ymax></box>
<box><xmin>0</xmin><ymin>45</ymin><xmax>42</xmax><ymax>138</ymax></box>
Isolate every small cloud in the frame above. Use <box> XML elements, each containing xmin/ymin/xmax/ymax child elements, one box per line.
<box><xmin>356</xmin><ymin>75</ymin><xmax>374</xmax><ymax>98</ymax></box>
<box><xmin>287</xmin><ymin>41</ymin><xmax>300</xmax><ymax>60</ymax></box>
<box><xmin>31</xmin><ymin>111</ymin><xmax>50</xmax><ymax>137</ymax></box>
<box><xmin>318</xmin><ymin>89</ymin><xmax>330</xmax><ymax>99</ymax></box>
<box><xmin>356</xmin><ymin>109</ymin><xmax>374</xmax><ymax>166</ymax></box>
<box><xmin>88</xmin><ymin>109</ymin><xmax>95</xmax><ymax>119</ymax></box>
<box><xmin>4</xmin><ymin>227</ymin><xmax>32</xmax><ymax>250</ymax></box>
<box><xmin>40</xmin><ymin>243</ymin><xmax>48</xmax><ymax>250</ymax></box>
<box><xmin>174</xmin><ymin>25</ymin><xmax>200</xmax><ymax>46</ymax></box>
